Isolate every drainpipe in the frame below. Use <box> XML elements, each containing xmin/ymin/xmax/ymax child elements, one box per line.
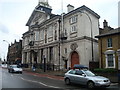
<box><xmin>58</xmin><ymin>18</ymin><xmax>61</xmax><ymax>71</ymax></box>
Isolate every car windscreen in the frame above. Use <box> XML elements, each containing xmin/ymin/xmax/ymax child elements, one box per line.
<box><xmin>11</xmin><ymin>65</ymin><xmax>20</xmax><ymax>68</ymax></box>
<box><xmin>83</xmin><ymin>70</ymin><xmax>95</xmax><ymax>76</ymax></box>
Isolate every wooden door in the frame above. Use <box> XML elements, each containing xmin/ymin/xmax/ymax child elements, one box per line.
<box><xmin>71</xmin><ymin>51</ymin><xmax>80</xmax><ymax>68</ymax></box>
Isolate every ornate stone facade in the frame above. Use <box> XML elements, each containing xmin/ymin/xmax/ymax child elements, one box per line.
<box><xmin>22</xmin><ymin>1</ymin><xmax>100</xmax><ymax>70</ymax></box>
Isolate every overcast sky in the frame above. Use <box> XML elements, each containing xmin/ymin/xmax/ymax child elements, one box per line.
<box><xmin>0</xmin><ymin>0</ymin><xmax>119</xmax><ymax>60</ymax></box>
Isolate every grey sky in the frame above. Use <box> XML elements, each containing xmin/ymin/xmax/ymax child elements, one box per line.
<box><xmin>0</xmin><ymin>23</ymin><xmax>9</xmax><ymax>34</ymax></box>
<box><xmin>0</xmin><ymin>0</ymin><xmax>119</xmax><ymax>60</ymax></box>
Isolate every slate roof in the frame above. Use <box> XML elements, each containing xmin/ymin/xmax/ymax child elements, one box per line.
<box><xmin>95</xmin><ymin>28</ymin><xmax>120</xmax><ymax>38</ymax></box>
<box><xmin>64</xmin><ymin>5</ymin><xmax>100</xmax><ymax>19</ymax></box>
<box><xmin>30</xmin><ymin>15</ymin><xmax>60</xmax><ymax>28</ymax></box>
<box><xmin>26</xmin><ymin>5</ymin><xmax>100</xmax><ymax>26</ymax></box>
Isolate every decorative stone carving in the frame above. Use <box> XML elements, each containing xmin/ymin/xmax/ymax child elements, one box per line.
<box><xmin>70</xmin><ymin>43</ymin><xmax>78</xmax><ymax>51</ymax></box>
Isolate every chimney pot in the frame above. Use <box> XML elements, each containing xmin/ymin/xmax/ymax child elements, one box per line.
<box><xmin>103</xmin><ymin>20</ymin><xmax>108</xmax><ymax>28</ymax></box>
<box><xmin>67</xmin><ymin>4</ymin><xmax>74</xmax><ymax>13</ymax></box>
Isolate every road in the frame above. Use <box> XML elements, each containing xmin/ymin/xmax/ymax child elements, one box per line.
<box><xmin>1</xmin><ymin>68</ymin><xmax>119</xmax><ymax>90</ymax></box>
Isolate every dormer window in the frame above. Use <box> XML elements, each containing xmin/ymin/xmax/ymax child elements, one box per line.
<box><xmin>47</xmin><ymin>15</ymin><xmax>50</xmax><ymax>19</ymax></box>
<box><xmin>41</xmin><ymin>8</ymin><xmax>43</xmax><ymax>11</ymax></box>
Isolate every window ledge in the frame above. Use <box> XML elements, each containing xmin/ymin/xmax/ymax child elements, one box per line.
<box><xmin>70</xmin><ymin>31</ymin><xmax>77</xmax><ymax>35</ymax></box>
<box><xmin>107</xmin><ymin>47</ymin><xmax>113</xmax><ymax>49</ymax></box>
<box><xmin>105</xmin><ymin>67</ymin><xmax>115</xmax><ymax>69</ymax></box>
<box><xmin>70</xmin><ymin>32</ymin><xmax>77</xmax><ymax>38</ymax></box>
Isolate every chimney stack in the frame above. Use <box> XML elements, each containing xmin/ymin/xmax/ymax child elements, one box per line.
<box><xmin>67</xmin><ymin>4</ymin><xmax>74</xmax><ymax>13</ymax></box>
<box><xmin>103</xmin><ymin>20</ymin><xmax>108</xmax><ymax>28</ymax></box>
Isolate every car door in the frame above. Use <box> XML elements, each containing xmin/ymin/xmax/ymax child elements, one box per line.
<box><xmin>67</xmin><ymin>70</ymin><xmax>76</xmax><ymax>83</ymax></box>
<box><xmin>9</xmin><ymin>66</ymin><xmax>12</xmax><ymax>70</ymax></box>
<box><xmin>74</xmin><ymin>70</ymin><xmax>87</xmax><ymax>85</ymax></box>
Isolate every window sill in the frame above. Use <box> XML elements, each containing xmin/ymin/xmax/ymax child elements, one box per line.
<box><xmin>105</xmin><ymin>67</ymin><xmax>115</xmax><ymax>69</ymax></box>
<box><xmin>40</xmin><ymin>40</ymin><xmax>44</xmax><ymax>44</ymax></box>
<box><xmin>70</xmin><ymin>22</ymin><xmax>77</xmax><ymax>25</ymax></box>
<box><xmin>70</xmin><ymin>31</ymin><xmax>77</xmax><ymax>35</ymax></box>
<box><xmin>48</xmin><ymin>37</ymin><xmax>53</xmax><ymax>42</ymax></box>
<box><xmin>70</xmin><ymin>32</ymin><xmax>77</xmax><ymax>38</ymax></box>
<box><xmin>107</xmin><ymin>47</ymin><xmax>113</xmax><ymax>49</ymax></box>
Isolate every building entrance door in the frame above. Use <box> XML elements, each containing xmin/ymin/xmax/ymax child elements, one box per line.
<box><xmin>71</xmin><ymin>51</ymin><xmax>80</xmax><ymax>68</ymax></box>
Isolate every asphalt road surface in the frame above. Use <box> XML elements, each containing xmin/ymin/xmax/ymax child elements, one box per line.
<box><xmin>1</xmin><ymin>68</ymin><xmax>119</xmax><ymax>90</ymax></box>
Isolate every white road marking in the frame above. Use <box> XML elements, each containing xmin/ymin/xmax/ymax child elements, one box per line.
<box><xmin>20</xmin><ymin>77</ymin><xmax>60</xmax><ymax>88</ymax></box>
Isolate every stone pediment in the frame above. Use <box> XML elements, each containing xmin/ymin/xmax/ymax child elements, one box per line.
<box><xmin>32</xmin><ymin>11</ymin><xmax>46</xmax><ymax>25</ymax></box>
<box><xmin>26</xmin><ymin>4</ymin><xmax>52</xmax><ymax>26</ymax></box>
<box><xmin>33</xmin><ymin>12</ymin><xmax>43</xmax><ymax>23</ymax></box>
<box><xmin>26</xmin><ymin>10</ymin><xmax>46</xmax><ymax>26</ymax></box>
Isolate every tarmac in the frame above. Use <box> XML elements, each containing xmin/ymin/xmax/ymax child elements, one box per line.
<box><xmin>23</xmin><ymin>68</ymin><xmax>119</xmax><ymax>83</ymax></box>
<box><xmin>1</xmin><ymin>64</ymin><xmax>119</xmax><ymax>84</ymax></box>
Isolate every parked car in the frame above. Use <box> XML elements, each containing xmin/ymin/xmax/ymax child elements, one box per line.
<box><xmin>8</xmin><ymin>65</ymin><xmax>22</xmax><ymax>74</ymax></box>
<box><xmin>1</xmin><ymin>64</ymin><xmax>7</xmax><ymax>68</ymax></box>
<box><xmin>73</xmin><ymin>64</ymin><xmax>88</xmax><ymax>69</ymax></box>
<box><xmin>64</xmin><ymin>65</ymin><xmax>111</xmax><ymax>88</ymax></box>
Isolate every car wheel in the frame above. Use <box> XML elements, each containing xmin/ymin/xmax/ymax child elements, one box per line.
<box><xmin>87</xmin><ymin>81</ymin><xmax>95</xmax><ymax>89</ymax></box>
<box><xmin>65</xmin><ymin>78</ymin><xmax>71</xmax><ymax>85</ymax></box>
<box><xmin>10</xmin><ymin>70</ymin><xmax>12</xmax><ymax>73</ymax></box>
<box><xmin>8</xmin><ymin>70</ymin><xmax>10</xmax><ymax>73</ymax></box>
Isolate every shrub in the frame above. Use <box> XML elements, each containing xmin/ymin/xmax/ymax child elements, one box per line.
<box><xmin>94</xmin><ymin>68</ymin><xmax>117</xmax><ymax>73</ymax></box>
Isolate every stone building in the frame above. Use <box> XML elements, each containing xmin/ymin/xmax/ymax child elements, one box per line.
<box><xmin>95</xmin><ymin>20</ymin><xmax>120</xmax><ymax>69</ymax></box>
<box><xmin>7</xmin><ymin>40</ymin><xmax>22</xmax><ymax>64</ymax></box>
<box><xmin>22</xmin><ymin>1</ymin><xmax>100</xmax><ymax>70</ymax></box>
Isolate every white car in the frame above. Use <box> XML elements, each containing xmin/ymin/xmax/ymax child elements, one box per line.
<box><xmin>8</xmin><ymin>65</ymin><xmax>22</xmax><ymax>74</ymax></box>
<box><xmin>64</xmin><ymin>66</ymin><xmax>111</xmax><ymax>89</ymax></box>
<box><xmin>1</xmin><ymin>64</ymin><xmax>7</xmax><ymax>68</ymax></box>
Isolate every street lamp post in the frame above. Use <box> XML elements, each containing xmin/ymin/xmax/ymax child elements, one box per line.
<box><xmin>3</xmin><ymin>40</ymin><xmax>10</xmax><ymax>64</ymax></box>
<box><xmin>3</xmin><ymin>40</ymin><xmax>10</xmax><ymax>45</ymax></box>
<box><xmin>80</xmin><ymin>11</ymin><xmax>94</xmax><ymax>62</ymax></box>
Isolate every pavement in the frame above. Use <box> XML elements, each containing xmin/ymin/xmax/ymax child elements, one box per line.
<box><xmin>23</xmin><ymin>68</ymin><xmax>65</xmax><ymax>81</ymax></box>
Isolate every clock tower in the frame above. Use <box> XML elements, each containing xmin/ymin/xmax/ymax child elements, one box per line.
<box><xmin>38</xmin><ymin>0</ymin><xmax>51</xmax><ymax>8</ymax></box>
<box><xmin>26</xmin><ymin>0</ymin><xmax>52</xmax><ymax>26</ymax></box>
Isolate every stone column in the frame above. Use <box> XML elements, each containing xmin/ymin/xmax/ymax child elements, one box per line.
<box><xmin>27</xmin><ymin>52</ymin><xmax>30</xmax><ymax>64</ymax></box>
<box><xmin>37</xmin><ymin>50</ymin><xmax>40</xmax><ymax>64</ymax></box>
<box><xmin>22</xmin><ymin>52</ymin><xmax>25</xmax><ymax>64</ymax></box>
<box><xmin>32</xmin><ymin>52</ymin><xmax>34</xmax><ymax>64</ymax></box>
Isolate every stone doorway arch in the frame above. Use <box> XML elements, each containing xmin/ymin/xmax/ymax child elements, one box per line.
<box><xmin>71</xmin><ymin>51</ymin><xmax>80</xmax><ymax>68</ymax></box>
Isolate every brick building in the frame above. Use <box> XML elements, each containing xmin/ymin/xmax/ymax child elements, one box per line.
<box><xmin>95</xmin><ymin>20</ymin><xmax>120</xmax><ymax>69</ymax></box>
<box><xmin>7</xmin><ymin>40</ymin><xmax>22</xmax><ymax>64</ymax></box>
